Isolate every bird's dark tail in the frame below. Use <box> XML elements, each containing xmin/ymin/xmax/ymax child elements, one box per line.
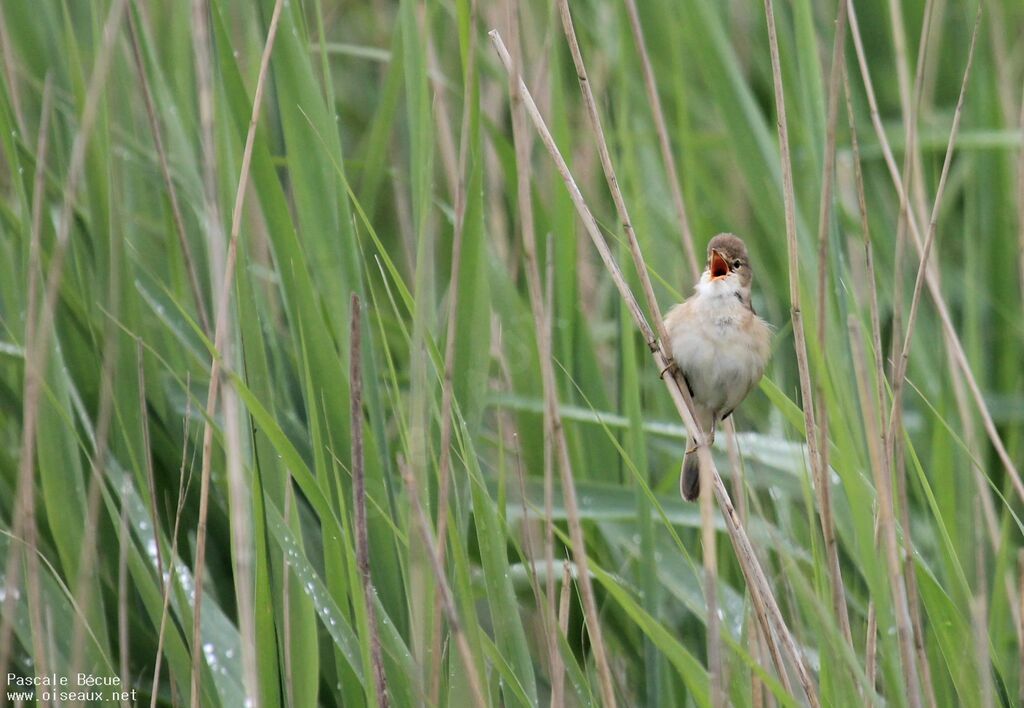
<box><xmin>681</xmin><ymin>443</ymin><xmax>700</xmax><ymax>501</ymax></box>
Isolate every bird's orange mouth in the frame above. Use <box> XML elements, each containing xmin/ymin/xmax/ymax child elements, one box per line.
<box><xmin>709</xmin><ymin>250</ymin><xmax>729</xmax><ymax>279</ymax></box>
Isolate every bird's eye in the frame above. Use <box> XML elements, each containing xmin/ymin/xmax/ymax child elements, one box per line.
<box><xmin>732</xmin><ymin>259</ymin><xmax>742</xmax><ymax>269</ymax></box>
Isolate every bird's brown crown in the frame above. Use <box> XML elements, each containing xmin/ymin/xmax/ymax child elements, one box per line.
<box><xmin>706</xmin><ymin>233</ymin><xmax>748</xmax><ymax>262</ymax></box>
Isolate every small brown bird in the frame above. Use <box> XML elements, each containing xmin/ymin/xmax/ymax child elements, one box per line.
<box><xmin>664</xmin><ymin>234</ymin><xmax>771</xmax><ymax>501</ymax></box>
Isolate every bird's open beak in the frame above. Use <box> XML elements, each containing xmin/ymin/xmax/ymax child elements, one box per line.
<box><xmin>709</xmin><ymin>249</ymin><xmax>729</xmax><ymax>280</ymax></box>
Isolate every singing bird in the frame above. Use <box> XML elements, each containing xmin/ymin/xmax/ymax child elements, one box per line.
<box><xmin>663</xmin><ymin>234</ymin><xmax>771</xmax><ymax>501</ymax></box>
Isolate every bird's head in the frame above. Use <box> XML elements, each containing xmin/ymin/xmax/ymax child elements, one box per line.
<box><xmin>701</xmin><ymin>233</ymin><xmax>753</xmax><ymax>292</ymax></box>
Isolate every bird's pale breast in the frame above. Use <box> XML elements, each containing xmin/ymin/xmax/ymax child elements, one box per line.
<box><xmin>665</xmin><ymin>289</ymin><xmax>770</xmax><ymax>418</ymax></box>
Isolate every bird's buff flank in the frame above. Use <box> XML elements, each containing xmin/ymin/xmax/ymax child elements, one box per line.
<box><xmin>663</xmin><ymin>233</ymin><xmax>771</xmax><ymax>501</ymax></box>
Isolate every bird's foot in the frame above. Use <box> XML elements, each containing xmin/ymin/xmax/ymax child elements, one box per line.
<box><xmin>659</xmin><ymin>360</ymin><xmax>679</xmax><ymax>380</ymax></box>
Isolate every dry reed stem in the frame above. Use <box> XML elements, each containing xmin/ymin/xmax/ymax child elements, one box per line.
<box><xmin>886</xmin><ymin>8</ymin><xmax>980</xmax><ymax>489</ymax></box>
<box><xmin>847</xmin><ymin>0</ymin><xmax>1024</xmax><ymax>505</ymax></box>
<box><xmin>757</xmin><ymin>7</ymin><xmax>841</xmax><ymax>689</ymax></box>
<box><xmin>725</xmin><ymin>429</ymin><xmax>768</xmax><ymax>703</ymax></box>
<box><xmin>490</xmin><ymin>29</ymin><xmax>819</xmax><ymax>707</ymax></box>
<box><xmin>844</xmin><ymin>194</ymin><xmax>907</xmax><ymax>697</ymax></box>
<box><xmin>620</xmin><ymin>0</ymin><xmax>700</xmax><ymax>279</ymax></box>
<box><xmin>188</xmin><ymin>0</ymin><xmax>223</xmax><ymax>699</ymax></box>
<box><xmin>881</xmin><ymin>13</ymin><xmax>981</xmax><ymax>708</ymax></box>
<box><xmin>350</xmin><ymin>295</ymin><xmax>390</xmax><ymax>708</ymax></box>
<box><xmin>843</xmin><ymin>190</ymin><xmax>922</xmax><ymax>708</ymax></box>
<box><xmin>884</xmin><ymin>2</ymin><xmax>932</xmax><ymax>600</ymax></box>
<box><xmin>809</xmin><ymin>0</ymin><xmax>854</xmax><ymax>651</ymax></box>
<box><xmin>0</xmin><ymin>74</ymin><xmax>54</xmax><ymax>690</ymax></box>
<box><xmin>504</xmin><ymin>4</ymin><xmax>564</xmax><ymax>704</ymax></box>
<box><xmin>842</xmin><ymin>64</ymin><xmax>889</xmax><ymax>492</ymax></box>
<box><xmin>401</xmin><ymin>462</ymin><xmax>488</xmax><ymax>708</ymax></box>
<box><xmin>189</xmin><ymin>1</ymin><xmax>285</xmax><ymax>705</ymax></box>
<box><xmin>759</xmin><ymin>4</ymin><xmax>838</xmax><ymax>702</ymax></box>
<box><xmin>849</xmin><ymin>12</ymin><xmax>1019</xmax><ymax>685</ymax></box>
<box><xmin>502</xmin><ymin>15</ymin><xmax>618</xmax><ymax>706</ymax></box>
<box><xmin>558</xmin><ymin>562</ymin><xmax>573</xmax><ymax>638</ymax></box>
<box><xmin>554</xmin><ymin>3</ymin><xmax>723</xmax><ymax>701</ymax></box>
<box><xmin>842</xmin><ymin>116</ymin><xmax>922</xmax><ymax>703</ymax></box>
<box><xmin>126</xmin><ymin>6</ymin><xmax>211</xmax><ymax>336</ymax></box>
<box><xmin>429</xmin><ymin>1</ymin><xmax>478</xmax><ymax>695</ymax></box>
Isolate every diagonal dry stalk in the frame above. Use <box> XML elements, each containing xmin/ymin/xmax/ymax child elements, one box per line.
<box><xmin>350</xmin><ymin>295</ymin><xmax>390</xmax><ymax>708</ymax></box>
<box><xmin>620</xmin><ymin>0</ymin><xmax>700</xmax><ymax>280</ymax></box>
<box><xmin>554</xmin><ymin>2</ymin><xmax>724</xmax><ymax>701</ymax></box>
<box><xmin>559</xmin><ymin>0</ymin><xmax>722</xmax><ymax>695</ymax></box>
<box><xmin>846</xmin><ymin>0</ymin><xmax>1024</xmax><ymax>505</ymax></box>
<box><xmin>809</xmin><ymin>0</ymin><xmax>854</xmax><ymax>651</ymax></box>
<box><xmin>188</xmin><ymin>0</ymin><xmax>285</xmax><ymax>705</ymax></box>
<box><xmin>489</xmin><ymin>29</ymin><xmax>820</xmax><ymax>708</ymax></box>
<box><xmin>504</xmin><ymin>3</ymin><xmax>565</xmax><ymax>704</ymax></box>
<box><xmin>503</xmin><ymin>9</ymin><xmax>618</xmax><ymax>706</ymax></box>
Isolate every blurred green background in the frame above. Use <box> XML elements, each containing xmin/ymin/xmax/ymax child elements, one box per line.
<box><xmin>0</xmin><ymin>0</ymin><xmax>1022</xmax><ymax>705</ymax></box>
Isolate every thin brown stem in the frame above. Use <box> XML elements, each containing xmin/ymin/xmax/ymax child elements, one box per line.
<box><xmin>502</xmin><ymin>15</ymin><xmax>618</xmax><ymax>705</ymax></box>
<box><xmin>759</xmin><ymin>4</ymin><xmax>836</xmax><ymax>701</ymax></box>
<box><xmin>504</xmin><ymin>3</ymin><xmax>563</xmax><ymax>704</ymax></box>
<box><xmin>810</xmin><ymin>0</ymin><xmax>854</xmax><ymax>651</ymax></box>
<box><xmin>848</xmin><ymin>0</ymin><xmax>1024</xmax><ymax>505</ymax></box>
<box><xmin>350</xmin><ymin>295</ymin><xmax>390</xmax><ymax>708</ymax></box>
<box><xmin>189</xmin><ymin>1</ymin><xmax>285</xmax><ymax>704</ymax></box>
<box><xmin>886</xmin><ymin>8</ymin><xmax>981</xmax><ymax>478</ymax></box>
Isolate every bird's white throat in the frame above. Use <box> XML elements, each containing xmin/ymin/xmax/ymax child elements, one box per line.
<box><xmin>694</xmin><ymin>272</ymin><xmax>749</xmax><ymax>308</ymax></box>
